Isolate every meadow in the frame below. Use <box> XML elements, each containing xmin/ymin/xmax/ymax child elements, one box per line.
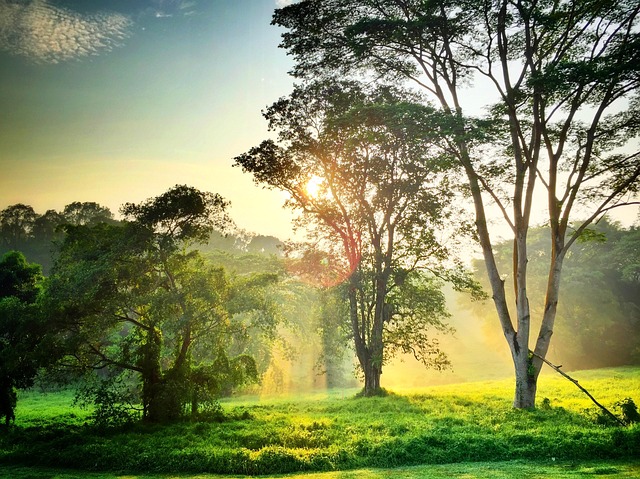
<box><xmin>0</xmin><ymin>366</ymin><xmax>638</xmax><ymax>478</ymax></box>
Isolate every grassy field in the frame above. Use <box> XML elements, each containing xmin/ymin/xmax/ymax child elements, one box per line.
<box><xmin>0</xmin><ymin>366</ymin><xmax>638</xmax><ymax>477</ymax></box>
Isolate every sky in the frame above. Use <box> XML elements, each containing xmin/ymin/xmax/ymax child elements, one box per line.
<box><xmin>1</xmin><ymin>0</ymin><xmax>637</xmax><ymax>242</ymax></box>
<box><xmin>0</xmin><ymin>0</ymin><xmax>298</xmax><ymax>238</ymax></box>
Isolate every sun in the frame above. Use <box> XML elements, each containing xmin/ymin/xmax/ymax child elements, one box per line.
<box><xmin>304</xmin><ymin>175</ymin><xmax>324</xmax><ymax>199</ymax></box>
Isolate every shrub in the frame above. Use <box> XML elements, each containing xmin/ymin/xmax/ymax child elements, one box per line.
<box><xmin>615</xmin><ymin>398</ymin><xmax>640</xmax><ymax>425</ymax></box>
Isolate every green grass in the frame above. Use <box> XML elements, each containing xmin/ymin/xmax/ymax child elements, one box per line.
<box><xmin>1</xmin><ymin>367</ymin><xmax>638</xmax><ymax>476</ymax></box>
<box><xmin>11</xmin><ymin>388</ymin><xmax>90</xmax><ymax>427</ymax></box>
<box><xmin>2</xmin><ymin>461</ymin><xmax>640</xmax><ymax>479</ymax></box>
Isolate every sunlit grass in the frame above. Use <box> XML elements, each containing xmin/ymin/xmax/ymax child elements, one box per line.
<box><xmin>14</xmin><ymin>388</ymin><xmax>90</xmax><ymax>427</ymax></box>
<box><xmin>2</xmin><ymin>367</ymin><xmax>639</xmax><ymax>476</ymax></box>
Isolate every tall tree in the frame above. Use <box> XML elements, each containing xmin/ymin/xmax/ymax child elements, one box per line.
<box><xmin>236</xmin><ymin>81</ymin><xmax>479</xmax><ymax>395</ymax></box>
<box><xmin>62</xmin><ymin>202</ymin><xmax>114</xmax><ymax>226</ymax></box>
<box><xmin>273</xmin><ymin>0</ymin><xmax>640</xmax><ymax>407</ymax></box>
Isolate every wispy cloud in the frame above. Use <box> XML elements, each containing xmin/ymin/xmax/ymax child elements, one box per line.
<box><xmin>150</xmin><ymin>0</ymin><xmax>198</xmax><ymax>19</ymax></box>
<box><xmin>275</xmin><ymin>0</ymin><xmax>298</xmax><ymax>7</ymax></box>
<box><xmin>0</xmin><ymin>0</ymin><xmax>132</xmax><ymax>64</ymax></box>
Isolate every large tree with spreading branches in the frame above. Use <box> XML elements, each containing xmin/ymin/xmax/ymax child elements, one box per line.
<box><xmin>272</xmin><ymin>0</ymin><xmax>640</xmax><ymax>407</ymax></box>
<box><xmin>47</xmin><ymin>186</ymin><xmax>277</xmax><ymax>422</ymax></box>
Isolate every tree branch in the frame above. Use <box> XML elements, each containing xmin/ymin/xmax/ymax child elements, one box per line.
<box><xmin>530</xmin><ymin>350</ymin><xmax>626</xmax><ymax>427</ymax></box>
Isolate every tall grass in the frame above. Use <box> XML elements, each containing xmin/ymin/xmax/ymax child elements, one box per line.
<box><xmin>1</xmin><ymin>366</ymin><xmax>638</xmax><ymax>475</ymax></box>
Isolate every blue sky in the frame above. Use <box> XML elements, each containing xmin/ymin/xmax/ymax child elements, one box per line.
<box><xmin>0</xmin><ymin>0</ymin><xmax>298</xmax><ymax>238</ymax></box>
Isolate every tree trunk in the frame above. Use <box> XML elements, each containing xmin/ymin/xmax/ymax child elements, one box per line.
<box><xmin>512</xmin><ymin>348</ymin><xmax>536</xmax><ymax>408</ymax></box>
<box><xmin>362</xmin><ymin>358</ymin><xmax>382</xmax><ymax>396</ymax></box>
<box><xmin>532</xmin><ymin>232</ymin><xmax>565</xmax><ymax>380</ymax></box>
<box><xmin>142</xmin><ymin>371</ymin><xmax>162</xmax><ymax>422</ymax></box>
<box><xmin>140</xmin><ymin>327</ymin><xmax>163</xmax><ymax>422</ymax></box>
<box><xmin>348</xmin><ymin>276</ymin><xmax>384</xmax><ymax>397</ymax></box>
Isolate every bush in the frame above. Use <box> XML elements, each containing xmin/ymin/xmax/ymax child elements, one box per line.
<box><xmin>615</xmin><ymin>398</ymin><xmax>640</xmax><ymax>425</ymax></box>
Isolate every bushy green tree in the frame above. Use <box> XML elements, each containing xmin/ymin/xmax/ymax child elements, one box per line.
<box><xmin>46</xmin><ymin>186</ymin><xmax>276</xmax><ymax>422</ymax></box>
<box><xmin>0</xmin><ymin>251</ymin><xmax>54</xmax><ymax>425</ymax></box>
<box><xmin>0</xmin><ymin>205</ymin><xmax>37</xmax><ymax>251</ymax></box>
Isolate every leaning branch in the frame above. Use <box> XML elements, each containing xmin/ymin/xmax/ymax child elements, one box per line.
<box><xmin>530</xmin><ymin>350</ymin><xmax>625</xmax><ymax>426</ymax></box>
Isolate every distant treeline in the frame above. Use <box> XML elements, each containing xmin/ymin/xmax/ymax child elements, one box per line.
<box><xmin>0</xmin><ymin>202</ymin><xmax>116</xmax><ymax>273</ymax></box>
<box><xmin>0</xmin><ymin>202</ymin><xmax>285</xmax><ymax>274</ymax></box>
<box><xmin>463</xmin><ymin>219</ymin><xmax>640</xmax><ymax>369</ymax></box>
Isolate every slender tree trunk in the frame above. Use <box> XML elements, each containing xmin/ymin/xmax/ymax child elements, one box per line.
<box><xmin>141</xmin><ymin>327</ymin><xmax>163</xmax><ymax>422</ymax></box>
<box><xmin>458</xmin><ymin>141</ymin><xmax>539</xmax><ymax>408</ymax></box>
<box><xmin>348</xmin><ymin>275</ymin><xmax>383</xmax><ymax>396</ymax></box>
<box><xmin>532</xmin><ymin>236</ymin><xmax>565</xmax><ymax>378</ymax></box>
<box><xmin>512</xmin><ymin>227</ymin><xmax>535</xmax><ymax>407</ymax></box>
<box><xmin>513</xmin><ymin>349</ymin><xmax>536</xmax><ymax>408</ymax></box>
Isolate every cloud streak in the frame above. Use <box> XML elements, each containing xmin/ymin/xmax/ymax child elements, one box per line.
<box><xmin>149</xmin><ymin>0</ymin><xmax>198</xmax><ymax>19</ymax></box>
<box><xmin>0</xmin><ymin>0</ymin><xmax>132</xmax><ymax>64</ymax></box>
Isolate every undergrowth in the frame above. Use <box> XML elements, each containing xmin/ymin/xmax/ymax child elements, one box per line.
<box><xmin>0</xmin><ymin>366</ymin><xmax>638</xmax><ymax>475</ymax></box>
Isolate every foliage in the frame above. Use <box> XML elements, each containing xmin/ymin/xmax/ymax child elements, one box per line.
<box><xmin>0</xmin><ymin>250</ymin><xmax>42</xmax><ymax>303</ymax></box>
<box><xmin>615</xmin><ymin>398</ymin><xmax>640</xmax><ymax>425</ymax></box>
<box><xmin>0</xmin><ymin>202</ymin><xmax>117</xmax><ymax>274</ymax></box>
<box><xmin>61</xmin><ymin>202</ymin><xmax>114</xmax><ymax>227</ymax></box>
<box><xmin>0</xmin><ymin>205</ymin><xmax>38</xmax><ymax>251</ymax></box>
<box><xmin>73</xmin><ymin>374</ymin><xmax>140</xmax><ymax>428</ymax></box>
<box><xmin>0</xmin><ymin>366</ymin><xmax>638</xmax><ymax>475</ymax></box>
<box><xmin>272</xmin><ymin>0</ymin><xmax>640</xmax><ymax>408</ymax></box>
<box><xmin>191</xmin><ymin>229</ymin><xmax>355</xmax><ymax>394</ymax></box>
<box><xmin>5</xmin><ymin>461</ymin><xmax>640</xmax><ymax>479</ymax></box>
<box><xmin>45</xmin><ymin>185</ymin><xmax>277</xmax><ymax>422</ymax></box>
